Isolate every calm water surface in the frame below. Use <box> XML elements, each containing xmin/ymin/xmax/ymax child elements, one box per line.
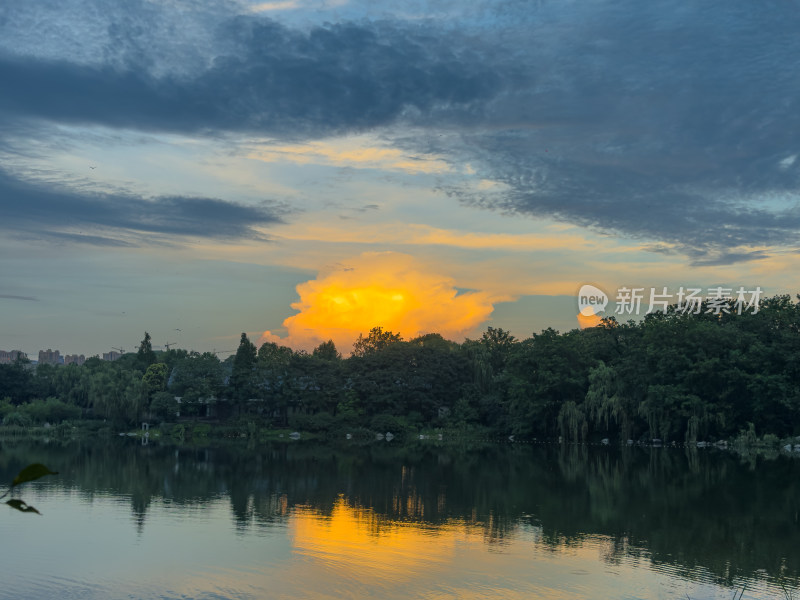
<box><xmin>0</xmin><ymin>439</ymin><xmax>798</xmax><ymax>599</ymax></box>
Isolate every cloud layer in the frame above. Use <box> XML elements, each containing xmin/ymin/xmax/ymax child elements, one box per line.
<box><xmin>0</xmin><ymin>16</ymin><xmax>498</xmax><ymax>137</ymax></box>
<box><xmin>0</xmin><ymin>169</ymin><xmax>283</xmax><ymax>245</ymax></box>
<box><xmin>433</xmin><ymin>0</ymin><xmax>800</xmax><ymax>263</ymax></box>
<box><xmin>2</xmin><ymin>0</ymin><xmax>800</xmax><ymax>260</ymax></box>
<box><xmin>260</xmin><ymin>252</ymin><xmax>496</xmax><ymax>352</ymax></box>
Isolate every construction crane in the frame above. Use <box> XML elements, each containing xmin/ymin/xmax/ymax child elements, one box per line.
<box><xmin>164</xmin><ymin>342</ymin><xmax>177</xmax><ymax>351</ymax></box>
<box><xmin>112</xmin><ymin>347</ymin><xmax>125</xmax><ymax>354</ymax></box>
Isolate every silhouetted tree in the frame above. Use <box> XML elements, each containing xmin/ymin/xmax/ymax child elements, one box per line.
<box><xmin>137</xmin><ymin>332</ymin><xmax>157</xmax><ymax>369</ymax></box>
<box><xmin>312</xmin><ymin>340</ymin><xmax>341</xmax><ymax>361</ymax></box>
<box><xmin>352</xmin><ymin>327</ymin><xmax>403</xmax><ymax>357</ymax></box>
<box><xmin>231</xmin><ymin>333</ymin><xmax>258</xmax><ymax>411</ymax></box>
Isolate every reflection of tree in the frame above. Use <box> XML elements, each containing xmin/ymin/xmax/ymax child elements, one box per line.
<box><xmin>1</xmin><ymin>440</ymin><xmax>798</xmax><ymax>588</ymax></box>
<box><xmin>131</xmin><ymin>490</ymin><xmax>150</xmax><ymax>536</ymax></box>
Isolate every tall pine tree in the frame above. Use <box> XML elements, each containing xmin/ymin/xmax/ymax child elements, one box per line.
<box><xmin>231</xmin><ymin>333</ymin><xmax>258</xmax><ymax>411</ymax></box>
<box><xmin>137</xmin><ymin>332</ymin><xmax>157</xmax><ymax>370</ymax></box>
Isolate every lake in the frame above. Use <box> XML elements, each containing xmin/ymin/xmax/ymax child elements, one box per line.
<box><xmin>0</xmin><ymin>438</ymin><xmax>798</xmax><ymax>599</ymax></box>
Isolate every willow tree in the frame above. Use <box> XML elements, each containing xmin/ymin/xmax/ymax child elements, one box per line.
<box><xmin>461</xmin><ymin>340</ymin><xmax>493</xmax><ymax>394</ymax></box>
<box><xmin>584</xmin><ymin>361</ymin><xmax>632</xmax><ymax>440</ymax></box>
<box><xmin>89</xmin><ymin>367</ymin><xmax>147</xmax><ymax>424</ymax></box>
<box><xmin>557</xmin><ymin>400</ymin><xmax>587</xmax><ymax>443</ymax></box>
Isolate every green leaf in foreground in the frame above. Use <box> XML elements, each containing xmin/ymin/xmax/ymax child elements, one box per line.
<box><xmin>11</xmin><ymin>464</ymin><xmax>58</xmax><ymax>488</ymax></box>
<box><xmin>6</xmin><ymin>499</ymin><xmax>41</xmax><ymax>515</ymax></box>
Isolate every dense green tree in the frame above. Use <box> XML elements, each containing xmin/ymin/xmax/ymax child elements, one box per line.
<box><xmin>18</xmin><ymin>397</ymin><xmax>81</xmax><ymax>424</ymax></box>
<box><xmin>347</xmin><ymin>337</ymin><xmax>468</xmax><ymax>422</ymax></box>
<box><xmin>89</xmin><ymin>366</ymin><xmax>147</xmax><ymax>425</ymax></box>
<box><xmin>54</xmin><ymin>364</ymin><xmax>92</xmax><ymax>407</ymax></box>
<box><xmin>290</xmin><ymin>352</ymin><xmax>345</xmax><ymax>418</ymax></box>
<box><xmin>160</xmin><ymin>348</ymin><xmax>190</xmax><ymax>372</ymax></box>
<box><xmin>0</xmin><ymin>358</ymin><xmax>33</xmax><ymax>405</ymax></box>
<box><xmin>351</xmin><ymin>327</ymin><xmax>403</xmax><ymax>357</ymax></box>
<box><xmin>255</xmin><ymin>342</ymin><xmax>295</xmax><ymax>424</ymax></box>
<box><xmin>142</xmin><ymin>363</ymin><xmax>169</xmax><ymax>399</ymax></box>
<box><xmin>312</xmin><ymin>340</ymin><xmax>341</xmax><ymax>361</ymax></box>
<box><xmin>169</xmin><ymin>352</ymin><xmax>224</xmax><ymax>405</ymax></box>
<box><xmin>149</xmin><ymin>391</ymin><xmax>179</xmax><ymax>422</ymax></box>
<box><xmin>478</xmin><ymin>327</ymin><xmax>516</xmax><ymax>373</ymax></box>
<box><xmin>503</xmin><ymin>329</ymin><xmax>593</xmax><ymax>437</ymax></box>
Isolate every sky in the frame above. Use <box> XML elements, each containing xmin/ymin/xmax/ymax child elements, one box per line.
<box><xmin>1</xmin><ymin>0</ymin><xmax>799</xmax><ymax>357</ymax></box>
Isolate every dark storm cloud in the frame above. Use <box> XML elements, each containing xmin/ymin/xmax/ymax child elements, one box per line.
<box><xmin>0</xmin><ymin>170</ymin><xmax>283</xmax><ymax>245</ymax></box>
<box><xmin>2</xmin><ymin>0</ymin><xmax>800</xmax><ymax>261</ymax></box>
<box><xmin>0</xmin><ymin>18</ymin><xmax>500</xmax><ymax>137</ymax></box>
<box><xmin>433</xmin><ymin>0</ymin><xmax>800</xmax><ymax>263</ymax></box>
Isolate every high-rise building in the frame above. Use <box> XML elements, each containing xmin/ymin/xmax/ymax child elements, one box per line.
<box><xmin>102</xmin><ymin>351</ymin><xmax>124</xmax><ymax>361</ymax></box>
<box><xmin>38</xmin><ymin>349</ymin><xmax>62</xmax><ymax>366</ymax></box>
<box><xmin>64</xmin><ymin>354</ymin><xmax>86</xmax><ymax>366</ymax></box>
<box><xmin>0</xmin><ymin>350</ymin><xmax>27</xmax><ymax>364</ymax></box>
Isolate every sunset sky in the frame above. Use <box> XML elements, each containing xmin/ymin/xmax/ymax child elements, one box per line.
<box><xmin>1</xmin><ymin>0</ymin><xmax>798</xmax><ymax>356</ymax></box>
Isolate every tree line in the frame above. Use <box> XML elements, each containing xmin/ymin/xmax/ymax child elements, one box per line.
<box><xmin>1</xmin><ymin>295</ymin><xmax>799</xmax><ymax>442</ymax></box>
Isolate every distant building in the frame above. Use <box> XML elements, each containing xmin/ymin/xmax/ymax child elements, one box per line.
<box><xmin>0</xmin><ymin>350</ymin><xmax>27</xmax><ymax>365</ymax></box>
<box><xmin>64</xmin><ymin>354</ymin><xmax>86</xmax><ymax>366</ymax></box>
<box><xmin>103</xmin><ymin>351</ymin><xmax>124</xmax><ymax>361</ymax></box>
<box><xmin>38</xmin><ymin>349</ymin><xmax>62</xmax><ymax>366</ymax></box>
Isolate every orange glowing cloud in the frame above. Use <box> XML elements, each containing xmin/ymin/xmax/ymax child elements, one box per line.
<box><xmin>260</xmin><ymin>252</ymin><xmax>496</xmax><ymax>353</ymax></box>
<box><xmin>576</xmin><ymin>311</ymin><xmax>603</xmax><ymax>329</ymax></box>
<box><xmin>247</xmin><ymin>135</ymin><xmax>451</xmax><ymax>174</ymax></box>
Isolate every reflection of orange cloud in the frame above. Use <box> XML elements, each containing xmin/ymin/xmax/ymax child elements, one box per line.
<box><xmin>290</xmin><ymin>498</ymin><xmax>455</xmax><ymax>586</ymax></box>
<box><xmin>260</xmin><ymin>252</ymin><xmax>496</xmax><ymax>353</ymax></box>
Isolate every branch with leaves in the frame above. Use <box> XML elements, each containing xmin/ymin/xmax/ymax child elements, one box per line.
<box><xmin>0</xmin><ymin>464</ymin><xmax>58</xmax><ymax>515</ymax></box>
